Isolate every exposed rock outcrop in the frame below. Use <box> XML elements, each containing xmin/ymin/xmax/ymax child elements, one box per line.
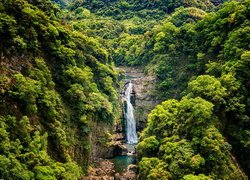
<box><xmin>84</xmin><ymin>159</ymin><xmax>137</xmax><ymax>180</ymax></box>
<box><xmin>84</xmin><ymin>159</ymin><xmax>115</xmax><ymax>180</ymax></box>
<box><xmin>113</xmin><ymin>141</ymin><xmax>128</xmax><ymax>156</ymax></box>
<box><xmin>114</xmin><ymin>164</ymin><xmax>138</xmax><ymax>180</ymax></box>
<box><xmin>127</xmin><ymin>165</ymin><xmax>138</xmax><ymax>174</ymax></box>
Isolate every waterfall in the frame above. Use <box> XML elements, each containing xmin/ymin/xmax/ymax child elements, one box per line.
<box><xmin>124</xmin><ymin>81</ymin><xmax>138</xmax><ymax>144</ymax></box>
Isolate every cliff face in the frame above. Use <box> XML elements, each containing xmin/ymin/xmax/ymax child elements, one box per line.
<box><xmin>89</xmin><ymin>121</ymin><xmax>115</xmax><ymax>161</ymax></box>
<box><xmin>119</xmin><ymin>67</ymin><xmax>161</xmax><ymax>131</ymax></box>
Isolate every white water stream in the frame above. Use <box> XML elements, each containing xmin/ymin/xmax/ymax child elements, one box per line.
<box><xmin>124</xmin><ymin>81</ymin><xmax>138</xmax><ymax>144</ymax></box>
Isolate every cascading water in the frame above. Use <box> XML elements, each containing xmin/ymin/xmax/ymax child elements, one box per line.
<box><xmin>124</xmin><ymin>81</ymin><xmax>138</xmax><ymax>144</ymax></box>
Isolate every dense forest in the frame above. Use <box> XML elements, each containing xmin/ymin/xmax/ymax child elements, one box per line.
<box><xmin>0</xmin><ymin>0</ymin><xmax>249</xmax><ymax>179</ymax></box>
<box><xmin>0</xmin><ymin>0</ymin><xmax>120</xmax><ymax>179</ymax></box>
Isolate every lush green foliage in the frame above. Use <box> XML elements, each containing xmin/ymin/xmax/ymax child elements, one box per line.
<box><xmin>137</xmin><ymin>97</ymin><xmax>245</xmax><ymax>179</ymax></box>
<box><xmin>136</xmin><ymin>0</ymin><xmax>250</xmax><ymax>178</ymax></box>
<box><xmin>61</xmin><ymin>0</ymin><xmax>222</xmax><ymax>67</ymax></box>
<box><xmin>0</xmin><ymin>0</ymin><xmax>249</xmax><ymax>178</ymax></box>
<box><xmin>0</xmin><ymin>115</ymin><xmax>80</xmax><ymax>179</ymax></box>
<box><xmin>69</xmin><ymin>0</ymin><xmax>219</xmax><ymax>20</ymax></box>
<box><xmin>0</xmin><ymin>0</ymin><xmax>120</xmax><ymax>178</ymax></box>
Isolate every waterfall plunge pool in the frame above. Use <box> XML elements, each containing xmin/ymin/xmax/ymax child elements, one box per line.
<box><xmin>110</xmin><ymin>143</ymin><xmax>137</xmax><ymax>174</ymax></box>
<box><xmin>110</xmin><ymin>155</ymin><xmax>136</xmax><ymax>174</ymax></box>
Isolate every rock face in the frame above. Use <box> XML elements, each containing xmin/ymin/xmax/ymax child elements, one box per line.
<box><xmin>90</xmin><ymin>121</ymin><xmax>115</xmax><ymax>161</ymax></box>
<box><xmin>113</xmin><ymin>141</ymin><xmax>128</xmax><ymax>156</ymax></box>
<box><xmin>118</xmin><ymin>66</ymin><xmax>161</xmax><ymax>131</ymax></box>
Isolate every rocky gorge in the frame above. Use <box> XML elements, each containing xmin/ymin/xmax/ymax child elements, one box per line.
<box><xmin>84</xmin><ymin>67</ymin><xmax>161</xmax><ymax>179</ymax></box>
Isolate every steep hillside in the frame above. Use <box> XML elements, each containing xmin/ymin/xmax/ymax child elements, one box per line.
<box><xmin>69</xmin><ymin>0</ymin><xmax>223</xmax><ymax>20</ymax></box>
<box><xmin>136</xmin><ymin>0</ymin><xmax>250</xmax><ymax>178</ymax></box>
<box><xmin>0</xmin><ymin>0</ymin><xmax>120</xmax><ymax>179</ymax></box>
<box><xmin>59</xmin><ymin>0</ymin><xmax>223</xmax><ymax>68</ymax></box>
